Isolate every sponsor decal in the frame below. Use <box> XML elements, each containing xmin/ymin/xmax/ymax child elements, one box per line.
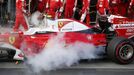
<box><xmin>62</xmin><ymin>28</ymin><xmax>73</xmax><ymax>31</ymax></box>
<box><xmin>123</xmin><ymin>21</ymin><xmax>134</xmax><ymax>24</ymax></box>
<box><xmin>9</xmin><ymin>36</ymin><xmax>15</xmax><ymax>44</ymax></box>
<box><xmin>58</xmin><ymin>22</ymin><xmax>64</xmax><ymax>28</ymax></box>
<box><xmin>58</xmin><ymin>21</ymin><xmax>72</xmax><ymax>31</ymax></box>
<box><xmin>126</xmin><ymin>28</ymin><xmax>134</xmax><ymax>36</ymax></box>
<box><xmin>113</xmin><ymin>24</ymin><xmax>134</xmax><ymax>29</ymax></box>
<box><xmin>127</xmin><ymin>28</ymin><xmax>134</xmax><ymax>32</ymax></box>
<box><xmin>58</xmin><ymin>21</ymin><xmax>64</xmax><ymax>31</ymax></box>
<box><xmin>87</xmin><ymin>35</ymin><xmax>92</xmax><ymax>40</ymax></box>
<box><xmin>126</xmin><ymin>33</ymin><xmax>134</xmax><ymax>36</ymax></box>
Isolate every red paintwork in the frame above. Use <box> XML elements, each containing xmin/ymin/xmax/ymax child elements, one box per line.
<box><xmin>0</xmin><ymin>31</ymin><xmax>106</xmax><ymax>56</ymax></box>
<box><xmin>21</xmin><ymin>32</ymin><xmax>106</xmax><ymax>56</ymax></box>
<box><xmin>112</xmin><ymin>18</ymin><xmax>134</xmax><ymax>38</ymax></box>
<box><xmin>0</xmin><ymin>17</ymin><xmax>134</xmax><ymax>57</ymax></box>
<box><xmin>0</xmin><ymin>32</ymin><xmax>23</xmax><ymax>49</ymax></box>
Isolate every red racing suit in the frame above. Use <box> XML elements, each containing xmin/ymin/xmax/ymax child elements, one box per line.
<box><xmin>118</xmin><ymin>0</ymin><xmax>129</xmax><ymax>16</ymax></box>
<box><xmin>64</xmin><ymin>0</ymin><xmax>76</xmax><ymax>18</ymax></box>
<box><xmin>13</xmin><ymin>0</ymin><xmax>28</xmax><ymax>32</ymax></box>
<box><xmin>129</xmin><ymin>0</ymin><xmax>134</xmax><ymax>8</ymax></box>
<box><xmin>96</xmin><ymin>0</ymin><xmax>109</xmax><ymax>16</ymax></box>
<box><xmin>46</xmin><ymin>0</ymin><xmax>63</xmax><ymax>19</ymax></box>
<box><xmin>80</xmin><ymin>0</ymin><xmax>90</xmax><ymax>25</ymax></box>
<box><xmin>128</xmin><ymin>0</ymin><xmax>134</xmax><ymax>17</ymax></box>
<box><xmin>109</xmin><ymin>0</ymin><xmax>120</xmax><ymax>15</ymax></box>
<box><xmin>38</xmin><ymin>0</ymin><xmax>48</xmax><ymax>12</ymax></box>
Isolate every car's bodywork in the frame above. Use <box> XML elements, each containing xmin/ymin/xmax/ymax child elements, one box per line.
<box><xmin>0</xmin><ymin>15</ymin><xmax>134</xmax><ymax>64</ymax></box>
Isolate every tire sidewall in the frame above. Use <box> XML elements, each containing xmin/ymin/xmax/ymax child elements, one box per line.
<box><xmin>107</xmin><ymin>37</ymin><xmax>134</xmax><ymax>64</ymax></box>
<box><xmin>115</xmin><ymin>40</ymin><xmax>134</xmax><ymax>64</ymax></box>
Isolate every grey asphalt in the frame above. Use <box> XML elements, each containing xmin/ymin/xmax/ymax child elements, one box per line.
<box><xmin>0</xmin><ymin>59</ymin><xmax>134</xmax><ymax>75</ymax></box>
<box><xmin>0</xmin><ymin>59</ymin><xmax>134</xmax><ymax>70</ymax></box>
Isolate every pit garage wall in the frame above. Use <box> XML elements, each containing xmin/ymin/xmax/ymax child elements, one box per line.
<box><xmin>0</xmin><ymin>0</ymin><xmax>15</xmax><ymax>26</ymax></box>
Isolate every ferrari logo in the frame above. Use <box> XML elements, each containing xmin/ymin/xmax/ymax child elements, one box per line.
<box><xmin>58</xmin><ymin>21</ymin><xmax>64</xmax><ymax>31</ymax></box>
<box><xmin>9</xmin><ymin>36</ymin><xmax>15</xmax><ymax>44</ymax></box>
<box><xmin>58</xmin><ymin>22</ymin><xmax>64</xmax><ymax>28</ymax></box>
<box><xmin>58</xmin><ymin>21</ymin><xmax>72</xmax><ymax>31</ymax></box>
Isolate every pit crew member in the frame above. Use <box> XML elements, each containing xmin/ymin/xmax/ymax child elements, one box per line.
<box><xmin>80</xmin><ymin>0</ymin><xmax>90</xmax><ymax>26</ymax></box>
<box><xmin>13</xmin><ymin>0</ymin><xmax>29</xmax><ymax>32</ymax></box>
<box><xmin>73</xmin><ymin>0</ymin><xmax>83</xmax><ymax>20</ymax></box>
<box><xmin>109</xmin><ymin>0</ymin><xmax>120</xmax><ymax>15</ymax></box>
<box><xmin>118</xmin><ymin>0</ymin><xmax>130</xmax><ymax>16</ymax></box>
<box><xmin>96</xmin><ymin>0</ymin><xmax>111</xmax><ymax>33</ymax></box>
<box><xmin>96</xmin><ymin>0</ymin><xmax>109</xmax><ymax>16</ymax></box>
<box><xmin>64</xmin><ymin>0</ymin><xmax>77</xmax><ymax>18</ymax></box>
<box><xmin>128</xmin><ymin>0</ymin><xmax>134</xmax><ymax>18</ymax></box>
<box><xmin>37</xmin><ymin>0</ymin><xmax>48</xmax><ymax>13</ymax></box>
<box><xmin>45</xmin><ymin>0</ymin><xmax>63</xmax><ymax>19</ymax></box>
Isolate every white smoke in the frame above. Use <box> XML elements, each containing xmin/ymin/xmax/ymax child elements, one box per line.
<box><xmin>0</xmin><ymin>26</ymin><xmax>13</xmax><ymax>34</ymax></box>
<box><xmin>26</xmin><ymin>33</ymin><xmax>105</xmax><ymax>72</ymax></box>
<box><xmin>0</xmin><ymin>25</ymin><xmax>26</xmax><ymax>33</ymax></box>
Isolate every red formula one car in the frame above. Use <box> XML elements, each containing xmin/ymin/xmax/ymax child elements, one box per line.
<box><xmin>0</xmin><ymin>14</ymin><xmax>134</xmax><ymax>64</ymax></box>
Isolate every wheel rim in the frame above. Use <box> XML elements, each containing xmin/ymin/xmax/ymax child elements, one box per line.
<box><xmin>119</xmin><ymin>44</ymin><xmax>134</xmax><ymax>60</ymax></box>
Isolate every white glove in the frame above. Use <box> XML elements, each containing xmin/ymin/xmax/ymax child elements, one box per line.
<box><xmin>22</xmin><ymin>9</ymin><xmax>27</xmax><ymax>13</ymax></box>
<box><xmin>73</xmin><ymin>7</ymin><xmax>76</xmax><ymax>12</ymax></box>
<box><xmin>46</xmin><ymin>2</ymin><xmax>49</xmax><ymax>8</ymax></box>
<box><xmin>80</xmin><ymin>11</ymin><xmax>87</xmax><ymax>22</ymax></box>
<box><xmin>59</xmin><ymin>7</ymin><xmax>64</xmax><ymax>12</ymax></box>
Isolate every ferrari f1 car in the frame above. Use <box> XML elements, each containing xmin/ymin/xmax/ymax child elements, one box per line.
<box><xmin>0</xmin><ymin>13</ymin><xmax>134</xmax><ymax>64</ymax></box>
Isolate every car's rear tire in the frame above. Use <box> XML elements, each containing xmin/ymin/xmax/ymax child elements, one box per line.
<box><xmin>107</xmin><ymin>37</ymin><xmax>134</xmax><ymax>64</ymax></box>
<box><xmin>0</xmin><ymin>47</ymin><xmax>16</xmax><ymax>59</ymax></box>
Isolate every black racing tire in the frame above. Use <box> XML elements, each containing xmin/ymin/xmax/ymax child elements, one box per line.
<box><xmin>0</xmin><ymin>47</ymin><xmax>16</xmax><ymax>59</ymax></box>
<box><xmin>107</xmin><ymin>37</ymin><xmax>134</xmax><ymax>64</ymax></box>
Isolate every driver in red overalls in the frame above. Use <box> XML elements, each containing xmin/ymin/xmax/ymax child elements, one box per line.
<box><xmin>13</xmin><ymin>0</ymin><xmax>28</xmax><ymax>32</ymax></box>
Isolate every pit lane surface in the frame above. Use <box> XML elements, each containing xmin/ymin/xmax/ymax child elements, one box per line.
<box><xmin>0</xmin><ymin>59</ymin><xmax>134</xmax><ymax>75</ymax></box>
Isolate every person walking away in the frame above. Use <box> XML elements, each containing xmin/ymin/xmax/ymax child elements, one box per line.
<box><xmin>13</xmin><ymin>0</ymin><xmax>29</xmax><ymax>32</ymax></box>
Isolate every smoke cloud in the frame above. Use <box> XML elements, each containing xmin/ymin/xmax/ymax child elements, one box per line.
<box><xmin>0</xmin><ymin>27</ymin><xmax>13</xmax><ymax>34</ymax></box>
<box><xmin>26</xmin><ymin>33</ymin><xmax>105</xmax><ymax>72</ymax></box>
